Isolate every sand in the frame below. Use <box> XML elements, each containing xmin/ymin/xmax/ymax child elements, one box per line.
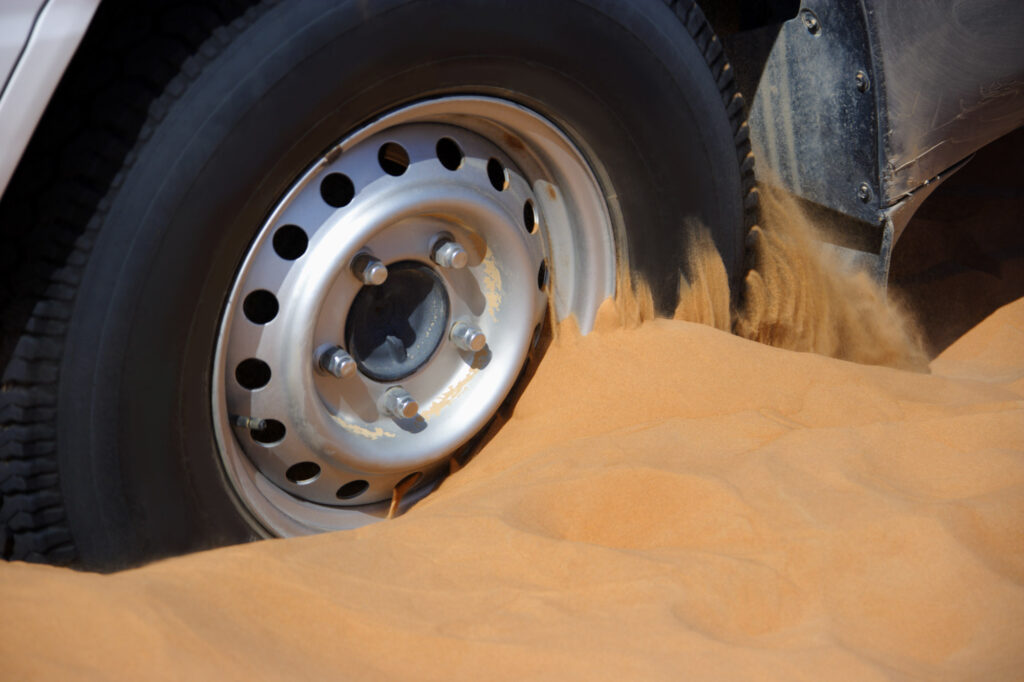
<box><xmin>620</xmin><ymin>187</ymin><xmax>930</xmax><ymax>372</ymax></box>
<box><xmin>2</xmin><ymin>293</ymin><xmax>1022</xmax><ymax>681</ymax></box>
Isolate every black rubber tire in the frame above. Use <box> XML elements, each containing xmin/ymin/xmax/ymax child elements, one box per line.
<box><xmin>0</xmin><ymin>0</ymin><xmax>756</xmax><ymax>570</ymax></box>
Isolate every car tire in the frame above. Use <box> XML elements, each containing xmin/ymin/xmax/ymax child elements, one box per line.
<box><xmin>0</xmin><ymin>0</ymin><xmax>756</xmax><ymax>569</ymax></box>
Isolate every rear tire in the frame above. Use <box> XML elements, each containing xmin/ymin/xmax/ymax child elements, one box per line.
<box><xmin>0</xmin><ymin>0</ymin><xmax>756</xmax><ymax>569</ymax></box>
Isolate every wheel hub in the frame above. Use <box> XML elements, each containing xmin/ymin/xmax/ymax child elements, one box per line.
<box><xmin>212</xmin><ymin>97</ymin><xmax>615</xmax><ymax>536</ymax></box>
<box><xmin>346</xmin><ymin>262</ymin><xmax>450</xmax><ymax>382</ymax></box>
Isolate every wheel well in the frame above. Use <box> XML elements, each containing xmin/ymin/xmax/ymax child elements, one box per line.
<box><xmin>697</xmin><ymin>0</ymin><xmax>800</xmax><ymax>37</ymax></box>
<box><xmin>694</xmin><ymin>0</ymin><xmax>800</xmax><ymax>130</ymax></box>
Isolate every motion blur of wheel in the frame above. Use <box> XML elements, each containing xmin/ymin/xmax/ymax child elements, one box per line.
<box><xmin>0</xmin><ymin>0</ymin><xmax>755</xmax><ymax>568</ymax></box>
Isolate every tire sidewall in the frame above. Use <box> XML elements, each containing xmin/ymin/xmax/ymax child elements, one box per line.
<box><xmin>58</xmin><ymin>0</ymin><xmax>744</xmax><ymax>567</ymax></box>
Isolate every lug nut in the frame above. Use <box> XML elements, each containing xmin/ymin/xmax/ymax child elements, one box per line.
<box><xmin>382</xmin><ymin>387</ymin><xmax>418</xmax><ymax>419</ymax></box>
<box><xmin>352</xmin><ymin>254</ymin><xmax>388</xmax><ymax>285</ymax></box>
<box><xmin>450</xmin><ymin>321</ymin><xmax>486</xmax><ymax>352</ymax></box>
<box><xmin>232</xmin><ymin>415</ymin><xmax>267</xmax><ymax>431</ymax></box>
<box><xmin>432</xmin><ymin>239</ymin><xmax>468</xmax><ymax>269</ymax></box>
<box><xmin>318</xmin><ymin>346</ymin><xmax>357</xmax><ymax>378</ymax></box>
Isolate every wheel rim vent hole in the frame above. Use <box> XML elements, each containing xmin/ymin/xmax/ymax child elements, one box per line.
<box><xmin>379</xmin><ymin>142</ymin><xmax>410</xmax><ymax>176</ymax></box>
<box><xmin>487</xmin><ymin>158</ymin><xmax>508</xmax><ymax>191</ymax></box>
<box><xmin>273</xmin><ymin>225</ymin><xmax>308</xmax><ymax>260</ymax></box>
<box><xmin>235</xmin><ymin>358</ymin><xmax>271</xmax><ymax>390</ymax></box>
<box><xmin>286</xmin><ymin>461</ymin><xmax>320</xmax><ymax>485</ymax></box>
<box><xmin>336</xmin><ymin>480</ymin><xmax>369</xmax><ymax>499</ymax></box>
<box><xmin>321</xmin><ymin>173</ymin><xmax>355</xmax><ymax>207</ymax></box>
<box><xmin>538</xmin><ymin>260</ymin><xmax>549</xmax><ymax>291</ymax></box>
<box><xmin>523</xmin><ymin>200</ymin><xmax>536</xmax><ymax>233</ymax></box>
<box><xmin>243</xmin><ymin>289</ymin><xmax>278</xmax><ymax>324</ymax></box>
<box><xmin>252</xmin><ymin>419</ymin><xmax>286</xmax><ymax>445</ymax></box>
<box><xmin>436</xmin><ymin>137</ymin><xmax>463</xmax><ymax>171</ymax></box>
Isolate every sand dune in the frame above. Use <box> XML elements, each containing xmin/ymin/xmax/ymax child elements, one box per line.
<box><xmin>2</xmin><ymin>297</ymin><xmax>1022</xmax><ymax>681</ymax></box>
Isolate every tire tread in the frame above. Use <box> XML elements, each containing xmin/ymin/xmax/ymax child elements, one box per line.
<box><xmin>0</xmin><ymin>0</ymin><xmax>265</xmax><ymax>566</ymax></box>
<box><xmin>665</xmin><ymin>0</ymin><xmax>759</xmax><ymax>238</ymax></box>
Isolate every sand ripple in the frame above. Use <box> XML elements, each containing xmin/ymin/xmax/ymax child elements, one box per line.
<box><xmin>2</xmin><ymin>300</ymin><xmax>1022</xmax><ymax>681</ymax></box>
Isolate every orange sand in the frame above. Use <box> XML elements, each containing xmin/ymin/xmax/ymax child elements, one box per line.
<box><xmin>620</xmin><ymin>187</ymin><xmax>930</xmax><ymax>371</ymax></box>
<box><xmin>2</xmin><ymin>296</ymin><xmax>1023</xmax><ymax>681</ymax></box>
<box><xmin>735</xmin><ymin>190</ymin><xmax>929</xmax><ymax>371</ymax></box>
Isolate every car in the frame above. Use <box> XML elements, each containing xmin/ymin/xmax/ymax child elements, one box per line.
<box><xmin>1</xmin><ymin>0</ymin><xmax>1021</xmax><ymax>570</ymax></box>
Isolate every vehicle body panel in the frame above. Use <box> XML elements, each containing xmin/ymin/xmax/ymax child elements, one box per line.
<box><xmin>0</xmin><ymin>0</ymin><xmax>99</xmax><ymax>201</ymax></box>
<box><xmin>747</xmin><ymin>0</ymin><xmax>1024</xmax><ymax>260</ymax></box>
<box><xmin>870</xmin><ymin>0</ymin><xmax>1024</xmax><ymax>205</ymax></box>
<box><xmin>0</xmin><ymin>0</ymin><xmax>48</xmax><ymax>95</ymax></box>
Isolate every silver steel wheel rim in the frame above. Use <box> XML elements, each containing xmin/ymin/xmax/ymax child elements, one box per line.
<box><xmin>212</xmin><ymin>96</ymin><xmax>616</xmax><ymax>536</ymax></box>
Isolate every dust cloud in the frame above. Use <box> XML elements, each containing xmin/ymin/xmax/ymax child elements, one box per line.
<box><xmin>735</xmin><ymin>189</ymin><xmax>929</xmax><ymax>370</ymax></box>
<box><xmin>625</xmin><ymin>187</ymin><xmax>931</xmax><ymax>370</ymax></box>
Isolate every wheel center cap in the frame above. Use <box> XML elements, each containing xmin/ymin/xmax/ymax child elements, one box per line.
<box><xmin>345</xmin><ymin>261</ymin><xmax>450</xmax><ymax>382</ymax></box>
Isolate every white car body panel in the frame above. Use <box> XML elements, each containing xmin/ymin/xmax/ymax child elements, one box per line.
<box><xmin>0</xmin><ymin>0</ymin><xmax>99</xmax><ymax>201</ymax></box>
<box><xmin>0</xmin><ymin>0</ymin><xmax>48</xmax><ymax>93</ymax></box>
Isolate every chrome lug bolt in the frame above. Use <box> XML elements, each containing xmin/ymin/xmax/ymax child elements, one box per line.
<box><xmin>432</xmin><ymin>238</ymin><xmax>468</xmax><ymax>269</ymax></box>
<box><xmin>232</xmin><ymin>415</ymin><xmax>267</xmax><ymax>431</ymax></box>
<box><xmin>450</xmin><ymin>321</ymin><xmax>486</xmax><ymax>352</ymax></box>
<box><xmin>352</xmin><ymin>254</ymin><xmax>388</xmax><ymax>285</ymax></box>
<box><xmin>318</xmin><ymin>346</ymin><xmax>357</xmax><ymax>378</ymax></box>
<box><xmin>382</xmin><ymin>386</ymin><xmax>418</xmax><ymax>419</ymax></box>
